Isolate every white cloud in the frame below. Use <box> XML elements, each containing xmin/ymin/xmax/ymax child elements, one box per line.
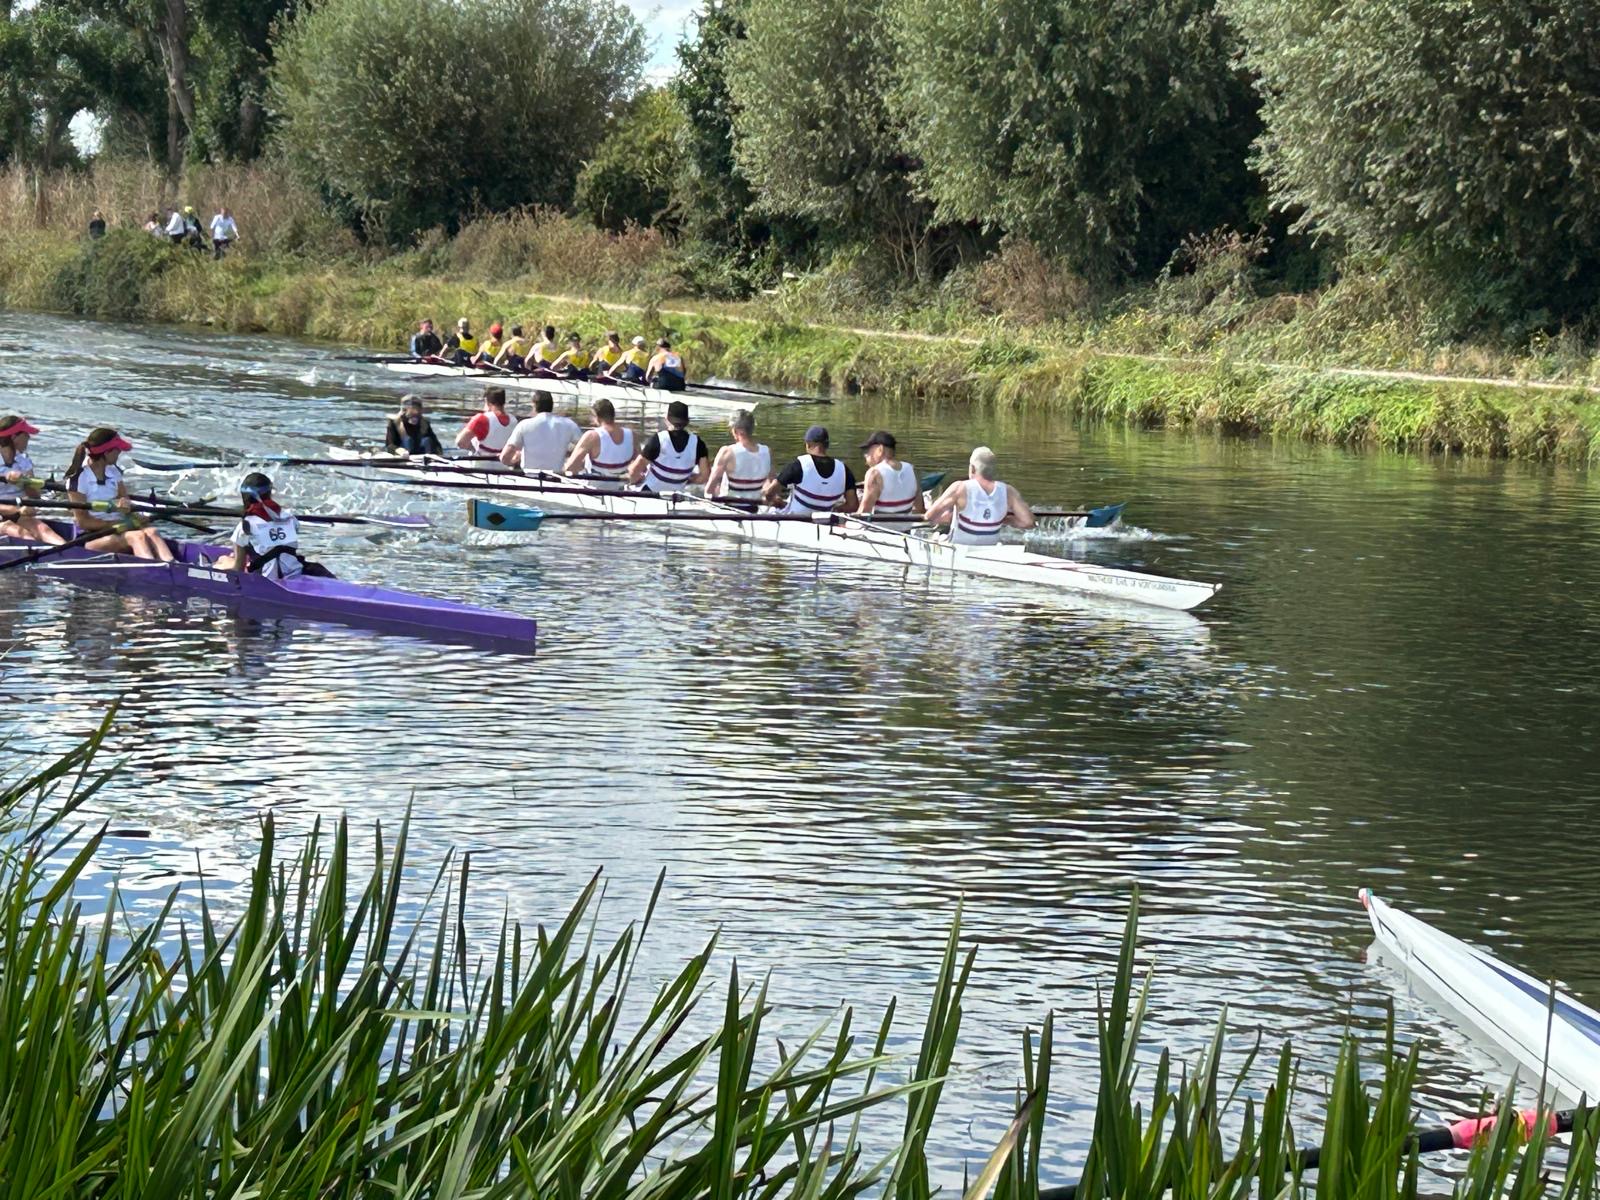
<box><xmin>624</xmin><ymin>0</ymin><xmax>701</xmax><ymax>78</ymax></box>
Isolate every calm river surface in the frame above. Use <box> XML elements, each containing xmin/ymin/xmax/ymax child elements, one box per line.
<box><xmin>2</xmin><ymin>311</ymin><xmax>1597</xmax><ymax>1182</ymax></box>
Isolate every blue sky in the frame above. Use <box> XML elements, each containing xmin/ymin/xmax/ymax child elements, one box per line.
<box><xmin>629</xmin><ymin>0</ymin><xmax>699</xmax><ymax>81</ymax></box>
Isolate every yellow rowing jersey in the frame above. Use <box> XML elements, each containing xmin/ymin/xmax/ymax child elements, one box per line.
<box><xmin>479</xmin><ymin>336</ymin><xmax>503</xmax><ymax>359</ymax></box>
<box><xmin>531</xmin><ymin>340</ymin><xmax>560</xmax><ymax>365</ymax></box>
<box><xmin>502</xmin><ymin>336</ymin><xmax>532</xmax><ymax>359</ymax></box>
<box><xmin>595</xmin><ymin>344</ymin><xmax>623</xmax><ymax>369</ymax></box>
<box><xmin>455</xmin><ymin>334</ymin><xmax>479</xmax><ymax>354</ymax></box>
<box><xmin>621</xmin><ymin>347</ymin><xmax>648</xmax><ymax>370</ymax></box>
<box><xmin>564</xmin><ymin>349</ymin><xmax>590</xmax><ymax>369</ymax></box>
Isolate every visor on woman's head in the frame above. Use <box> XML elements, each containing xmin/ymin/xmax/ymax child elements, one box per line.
<box><xmin>0</xmin><ymin>418</ymin><xmax>39</xmax><ymax>438</ymax></box>
<box><xmin>89</xmin><ymin>435</ymin><xmax>134</xmax><ymax>455</ymax></box>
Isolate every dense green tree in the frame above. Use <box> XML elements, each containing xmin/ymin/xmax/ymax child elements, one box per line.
<box><xmin>725</xmin><ymin>0</ymin><xmax>929</xmax><ymax>272</ymax></box>
<box><xmin>1229</xmin><ymin>0</ymin><xmax>1600</xmax><ymax>326</ymax></box>
<box><xmin>0</xmin><ymin>3</ymin><xmax>100</xmax><ymax>168</ymax></box>
<box><xmin>270</xmin><ymin>0</ymin><xmax>645</xmax><ymax>242</ymax></box>
<box><xmin>669</xmin><ymin>0</ymin><xmax>751</xmax><ymax>245</ymax></box>
<box><xmin>891</xmin><ymin>0</ymin><xmax>1257</xmax><ymax>281</ymax></box>
<box><xmin>574</xmin><ymin>88</ymin><xmax>684</xmax><ymax>231</ymax></box>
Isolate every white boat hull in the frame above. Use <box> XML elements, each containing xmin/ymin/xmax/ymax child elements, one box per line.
<box><xmin>380</xmin><ymin>363</ymin><xmax>756</xmax><ymax>416</ymax></box>
<box><xmin>1361</xmin><ymin>890</ymin><xmax>1600</xmax><ymax>1106</ymax></box>
<box><xmin>330</xmin><ymin>450</ymin><xmax>1220</xmax><ymax>611</ymax></box>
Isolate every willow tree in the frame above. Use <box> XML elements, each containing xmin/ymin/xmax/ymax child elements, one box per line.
<box><xmin>270</xmin><ymin>0</ymin><xmax>644</xmax><ymax>241</ymax></box>
<box><xmin>1229</xmin><ymin>0</ymin><xmax>1600</xmax><ymax>327</ymax></box>
<box><xmin>890</xmin><ymin>0</ymin><xmax>1258</xmax><ymax>280</ymax></box>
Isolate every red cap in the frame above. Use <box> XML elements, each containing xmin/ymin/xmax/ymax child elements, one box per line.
<box><xmin>88</xmin><ymin>434</ymin><xmax>134</xmax><ymax>455</ymax></box>
<box><xmin>489</xmin><ymin>322</ymin><xmax>503</xmax><ymax>335</ymax></box>
<box><xmin>0</xmin><ymin>418</ymin><xmax>39</xmax><ymax>438</ymax></box>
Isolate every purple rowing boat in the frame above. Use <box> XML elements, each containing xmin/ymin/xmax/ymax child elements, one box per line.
<box><xmin>1</xmin><ymin>522</ymin><xmax>536</xmax><ymax>650</ymax></box>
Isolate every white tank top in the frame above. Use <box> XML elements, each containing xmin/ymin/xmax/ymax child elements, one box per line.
<box><xmin>783</xmin><ymin>455</ymin><xmax>845</xmax><ymax>514</ymax></box>
<box><xmin>586</xmin><ymin>426</ymin><xmax>635</xmax><ymax>477</ymax></box>
<box><xmin>233</xmin><ymin>507</ymin><xmax>305</xmax><ymax>578</ymax></box>
<box><xmin>0</xmin><ymin>451</ymin><xmax>34</xmax><ymax>502</ymax></box>
<box><xmin>474</xmin><ymin>410</ymin><xmax>514</xmax><ymax>453</ymax></box>
<box><xmin>867</xmin><ymin>460</ymin><xmax>918</xmax><ymax>515</ymax></box>
<box><xmin>949</xmin><ymin>480</ymin><xmax>1009</xmax><ymax>545</ymax></box>
<box><xmin>70</xmin><ymin>463</ymin><xmax>122</xmax><ymax>505</ymax></box>
<box><xmin>720</xmin><ymin>442</ymin><xmax>771</xmax><ymax>499</ymax></box>
<box><xmin>643</xmin><ymin>430</ymin><xmax>699</xmax><ymax>492</ymax></box>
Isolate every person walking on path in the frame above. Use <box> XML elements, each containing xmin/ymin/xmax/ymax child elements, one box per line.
<box><xmin>210</xmin><ymin>207</ymin><xmax>238</xmax><ymax>258</ymax></box>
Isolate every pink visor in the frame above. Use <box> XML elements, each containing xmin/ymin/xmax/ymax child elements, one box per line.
<box><xmin>0</xmin><ymin>418</ymin><xmax>39</xmax><ymax>438</ymax></box>
<box><xmin>88</xmin><ymin>434</ymin><xmax>134</xmax><ymax>455</ymax></box>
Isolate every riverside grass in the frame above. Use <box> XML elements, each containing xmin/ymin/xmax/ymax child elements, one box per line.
<box><xmin>5</xmin><ymin>720</ymin><xmax>1600</xmax><ymax>1199</ymax></box>
<box><xmin>3</xmin><ymin>218</ymin><xmax>1600</xmax><ymax>462</ymax></box>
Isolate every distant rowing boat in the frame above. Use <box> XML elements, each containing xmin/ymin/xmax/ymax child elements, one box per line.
<box><xmin>0</xmin><ymin>521</ymin><xmax>537</xmax><ymax>650</ymax></box>
<box><xmin>381</xmin><ymin>363</ymin><xmax>756</xmax><ymax>415</ymax></box>
<box><xmin>329</xmin><ymin>450</ymin><xmax>1221</xmax><ymax>612</ymax></box>
<box><xmin>1361</xmin><ymin>889</ymin><xmax>1600</xmax><ymax>1106</ymax></box>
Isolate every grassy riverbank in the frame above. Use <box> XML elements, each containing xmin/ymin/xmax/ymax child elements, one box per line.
<box><xmin>3</xmin><ymin>204</ymin><xmax>1599</xmax><ymax>462</ymax></box>
<box><xmin>7</xmin><ymin>718</ymin><xmax>1597</xmax><ymax>1198</ymax></box>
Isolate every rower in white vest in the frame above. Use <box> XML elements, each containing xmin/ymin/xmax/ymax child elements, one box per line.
<box><xmin>924</xmin><ymin>446</ymin><xmax>1035</xmax><ymax>546</ymax></box>
<box><xmin>628</xmin><ymin>400</ymin><xmax>709</xmax><ymax>493</ymax></box>
<box><xmin>454</xmin><ymin>387</ymin><xmax>515</xmax><ymax>456</ymax></box>
<box><xmin>763</xmin><ymin>425</ymin><xmax>859</xmax><ymax>515</ymax></box>
<box><xmin>855</xmin><ymin>430</ymin><xmax>924</xmax><ymax>520</ymax></box>
<box><xmin>213</xmin><ymin>472</ymin><xmax>332</xmax><ymax>579</ymax></box>
<box><xmin>562</xmin><ymin>398</ymin><xmax>635</xmax><ymax>480</ymax></box>
<box><xmin>705</xmin><ymin>409</ymin><xmax>772</xmax><ymax>502</ymax></box>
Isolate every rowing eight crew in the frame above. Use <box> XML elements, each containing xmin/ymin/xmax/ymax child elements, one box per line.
<box><xmin>448</xmin><ymin>391</ymin><xmax>1036</xmax><ymax>544</ymax></box>
<box><xmin>412</xmin><ymin>319</ymin><xmax>686</xmax><ymax>390</ymax></box>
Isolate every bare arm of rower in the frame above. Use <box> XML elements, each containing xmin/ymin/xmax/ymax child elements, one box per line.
<box><xmin>705</xmin><ymin>445</ymin><xmax>734</xmax><ymax>496</ymax></box>
<box><xmin>1005</xmin><ymin>486</ymin><xmax>1036</xmax><ymax>531</ymax></box>
<box><xmin>761</xmin><ymin>477</ymin><xmax>785</xmax><ymax>506</ymax></box>
<box><xmin>562</xmin><ymin>431</ymin><xmax>597</xmax><ymax>475</ymax></box>
<box><xmin>499</xmin><ymin>440</ymin><xmax>521</xmax><ymax>468</ymax></box>
<box><xmin>67</xmin><ymin>487</ymin><xmax>117</xmax><ymax>532</ymax></box>
<box><xmin>454</xmin><ymin>422</ymin><xmax>475</xmax><ymax>451</ymax></box>
<box><xmin>856</xmin><ymin>469</ymin><xmax>882</xmax><ymax>515</ymax></box>
<box><xmin>841</xmin><ymin>486</ymin><xmax>859</xmax><ymax>511</ymax></box>
<box><xmin>923</xmin><ymin>480</ymin><xmax>965</xmax><ymax>528</ymax></box>
<box><xmin>625</xmin><ymin>453</ymin><xmax>649</xmax><ymax>484</ymax></box>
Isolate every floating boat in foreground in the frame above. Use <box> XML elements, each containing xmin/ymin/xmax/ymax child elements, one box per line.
<box><xmin>380</xmin><ymin>363</ymin><xmax>756</xmax><ymax>415</ymax></box>
<box><xmin>1360</xmin><ymin>889</ymin><xmax>1600</xmax><ymax>1105</ymax></box>
<box><xmin>0</xmin><ymin>522</ymin><xmax>536</xmax><ymax>650</ymax></box>
<box><xmin>328</xmin><ymin>451</ymin><xmax>1219</xmax><ymax>611</ymax></box>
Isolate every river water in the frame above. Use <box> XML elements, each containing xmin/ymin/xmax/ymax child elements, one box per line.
<box><xmin>2</xmin><ymin>311</ymin><xmax>1597</xmax><ymax>1183</ymax></box>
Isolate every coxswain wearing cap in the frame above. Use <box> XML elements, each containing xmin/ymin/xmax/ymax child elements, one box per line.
<box><xmin>924</xmin><ymin>446</ymin><xmax>1035</xmax><ymax>545</ymax></box>
<box><xmin>646</xmin><ymin>338</ymin><xmax>686</xmax><ymax>391</ymax></box>
<box><xmin>501</xmin><ymin>391</ymin><xmax>581</xmax><ymax>473</ymax></box>
<box><xmin>550</xmin><ymin>333</ymin><xmax>591</xmax><ymax>380</ymax></box>
<box><xmin>593</xmin><ymin>331</ymin><xmax>625</xmax><ymax>378</ymax></box>
<box><xmin>0</xmin><ymin>415</ymin><xmax>64</xmax><ymax>544</ymax></box>
<box><xmin>763</xmin><ymin>425</ymin><xmax>859</xmax><ymax>514</ymax></box>
<box><xmin>855</xmin><ymin>431</ymin><xmax>924</xmax><ymax>520</ymax></box>
<box><xmin>386</xmin><ymin>395</ymin><xmax>444</xmax><ymax>456</ymax></box>
<box><xmin>472</xmin><ymin>322</ymin><xmax>505</xmax><ymax>368</ymax></box>
<box><xmin>446</xmin><ymin>318</ymin><xmax>478</xmax><ymax>366</ymax></box>
<box><xmin>455</xmin><ymin>387</ymin><xmax>515</xmax><ymax>456</ymax></box>
<box><xmin>494</xmin><ymin>324</ymin><xmax>533</xmax><ymax>372</ymax></box>
<box><xmin>629</xmin><ymin>400</ymin><xmax>709</xmax><ymax>493</ymax></box>
<box><xmin>64</xmin><ymin>427</ymin><xmax>174</xmax><ymax>560</ymax></box>
<box><xmin>563</xmin><ymin>398</ymin><xmax>635</xmax><ymax>480</ymax></box>
<box><xmin>705</xmin><ymin>409</ymin><xmax>771</xmax><ymax>502</ymax></box>
<box><xmin>611</xmin><ymin>336</ymin><xmax>650</xmax><ymax>383</ymax></box>
<box><xmin>527</xmin><ymin>325</ymin><xmax>562</xmax><ymax>376</ymax></box>
<box><xmin>410</xmin><ymin>318</ymin><xmax>444</xmax><ymax>360</ymax></box>
<box><xmin>213</xmin><ymin>473</ymin><xmax>331</xmax><ymax>580</ymax></box>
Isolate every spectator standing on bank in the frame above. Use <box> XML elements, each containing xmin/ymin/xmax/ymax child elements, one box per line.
<box><xmin>165</xmin><ymin>208</ymin><xmax>186</xmax><ymax>244</ymax></box>
<box><xmin>88</xmin><ymin>211</ymin><xmax>106</xmax><ymax>239</ymax></box>
<box><xmin>209</xmin><ymin>207</ymin><xmax>238</xmax><ymax>259</ymax></box>
<box><xmin>144</xmin><ymin>212</ymin><xmax>163</xmax><ymax>236</ymax></box>
<box><xmin>182</xmin><ymin>206</ymin><xmax>205</xmax><ymax>250</ymax></box>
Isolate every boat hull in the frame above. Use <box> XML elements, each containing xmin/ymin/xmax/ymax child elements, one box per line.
<box><xmin>381</xmin><ymin>363</ymin><xmax>756</xmax><ymax>415</ymax></box>
<box><xmin>1361</xmin><ymin>890</ymin><xmax>1600</xmax><ymax>1106</ymax></box>
<box><xmin>1</xmin><ymin>524</ymin><xmax>536</xmax><ymax>650</ymax></box>
<box><xmin>337</xmin><ymin>453</ymin><xmax>1220</xmax><ymax>611</ymax></box>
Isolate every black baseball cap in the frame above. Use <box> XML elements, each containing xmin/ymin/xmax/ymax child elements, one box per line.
<box><xmin>666</xmin><ymin>400</ymin><xmax>690</xmax><ymax>426</ymax></box>
<box><xmin>860</xmin><ymin>430</ymin><xmax>896</xmax><ymax>451</ymax></box>
<box><xmin>804</xmin><ymin>424</ymin><xmax>829</xmax><ymax>446</ymax></box>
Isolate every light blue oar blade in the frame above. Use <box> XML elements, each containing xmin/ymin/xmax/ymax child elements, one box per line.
<box><xmin>919</xmin><ymin>471</ymin><xmax>947</xmax><ymax>492</ymax></box>
<box><xmin>1084</xmin><ymin>501</ymin><xmax>1126</xmax><ymax>528</ymax></box>
<box><xmin>468</xmin><ymin>498</ymin><xmax>545</xmax><ymax>532</ymax></box>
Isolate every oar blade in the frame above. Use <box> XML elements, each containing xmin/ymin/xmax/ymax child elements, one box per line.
<box><xmin>467</xmin><ymin>499</ymin><xmax>545</xmax><ymax>532</ymax></box>
<box><xmin>1084</xmin><ymin>501</ymin><xmax>1127</xmax><ymax>529</ymax></box>
<box><xmin>919</xmin><ymin>471</ymin><xmax>947</xmax><ymax>492</ymax></box>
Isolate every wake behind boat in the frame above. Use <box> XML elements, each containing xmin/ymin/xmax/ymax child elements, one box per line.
<box><xmin>1</xmin><ymin>520</ymin><xmax>537</xmax><ymax>649</ymax></box>
<box><xmin>1360</xmin><ymin>889</ymin><xmax>1600</xmax><ymax>1106</ymax></box>
<box><xmin>326</xmin><ymin>448</ymin><xmax>1220</xmax><ymax>611</ymax></box>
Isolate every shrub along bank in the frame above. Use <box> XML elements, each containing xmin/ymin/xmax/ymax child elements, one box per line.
<box><xmin>3</xmin><ymin>224</ymin><xmax>1598</xmax><ymax>464</ymax></box>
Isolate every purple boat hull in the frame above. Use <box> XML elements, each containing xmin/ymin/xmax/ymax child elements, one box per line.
<box><xmin>1</xmin><ymin>523</ymin><xmax>536</xmax><ymax>650</ymax></box>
